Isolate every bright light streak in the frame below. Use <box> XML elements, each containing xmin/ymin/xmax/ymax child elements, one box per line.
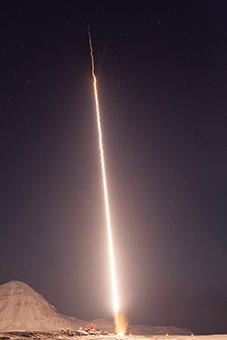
<box><xmin>88</xmin><ymin>26</ymin><xmax>119</xmax><ymax>331</ymax></box>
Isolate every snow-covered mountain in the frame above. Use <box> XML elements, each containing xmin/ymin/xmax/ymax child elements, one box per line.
<box><xmin>0</xmin><ymin>281</ymin><xmax>77</xmax><ymax>331</ymax></box>
<box><xmin>0</xmin><ymin>281</ymin><xmax>193</xmax><ymax>335</ymax></box>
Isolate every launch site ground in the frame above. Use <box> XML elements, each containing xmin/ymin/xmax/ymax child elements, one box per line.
<box><xmin>0</xmin><ymin>331</ymin><xmax>226</xmax><ymax>340</ymax></box>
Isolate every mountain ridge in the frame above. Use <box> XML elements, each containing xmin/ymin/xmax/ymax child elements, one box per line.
<box><xmin>0</xmin><ymin>281</ymin><xmax>74</xmax><ymax>331</ymax></box>
<box><xmin>0</xmin><ymin>281</ymin><xmax>193</xmax><ymax>335</ymax></box>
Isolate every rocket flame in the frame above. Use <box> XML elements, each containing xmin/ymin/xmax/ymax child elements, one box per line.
<box><xmin>88</xmin><ymin>26</ymin><xmax>120</xmax><ymax>332</ymax></box>
<box><xmin>115</xmin><ymin>312</ymin><xmax>128</xmax><ymax>336</ymax></box>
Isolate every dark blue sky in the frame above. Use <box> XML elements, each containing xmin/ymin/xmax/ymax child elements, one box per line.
<box><xmin>1</xmin><ymin>0</ymin><xmax>227</xmax><ymax>335</ymax></box>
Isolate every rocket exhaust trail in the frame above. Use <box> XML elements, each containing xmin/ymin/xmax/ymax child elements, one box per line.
<box><xmin>88</xmin><ymin>27</ymin><xmax>119</xmax><ymax>331</ymax></box>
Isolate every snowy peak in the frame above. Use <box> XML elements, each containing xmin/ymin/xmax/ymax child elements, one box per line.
<box><xmin>0</xmin><ymin>281</ymin><xmax>193</xmax><ymax>334</ymax></box>
<box><xmin>0</xmin><ymin>281</ymin><xmax>73</xmax><ymax>331</ymax></box>
<box><xmin>0</xmin><ymin>280</ymin><xmax>56</xmax><ymax>313</ymax></box>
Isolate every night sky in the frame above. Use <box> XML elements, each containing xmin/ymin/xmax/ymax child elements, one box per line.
<box><xmin>1</xmin><ymin>0</ymin><xmax>227</xmax><ymax>335</ymax></box>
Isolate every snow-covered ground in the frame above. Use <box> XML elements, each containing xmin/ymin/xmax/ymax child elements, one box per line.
<box><xmin>0</xmin><ymin>332</ymin><xmax>226</xmax><ymax>340</ymax></box>
<box><xmin>0</xmin><ymin>281</ymin><xmax>226</xmax><ymax>340</ymax></box>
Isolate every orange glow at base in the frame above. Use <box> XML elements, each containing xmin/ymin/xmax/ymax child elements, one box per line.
<box><xmin>166</xmin><ymin>334</ymin><xmax>169</xmax><ymax>337</ymax></box>
<box><xmin>129</xmin><ymin>333</ymin><xmax>132</xmax><ymax>336</ymax></box>
<box><xmin>115</xmin><ymin>312</ymin><xmax>128</xmax><ymax>336</ymax></box>
<box><xmin>191</xmin><ymin>334</ymin><xmax>194</xmax><ymax>337</ymax></box>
